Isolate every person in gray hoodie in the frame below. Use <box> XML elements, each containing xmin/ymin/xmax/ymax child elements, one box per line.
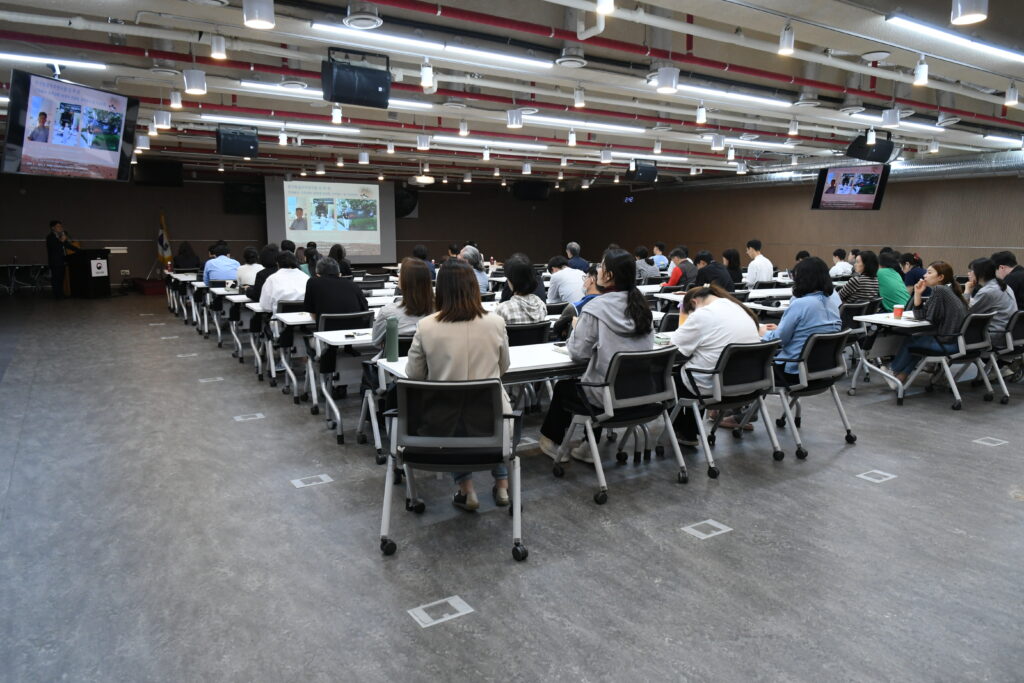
<box><xmin>539</xmin><ymin>248</ymin><xmax>654</xmax><ymax>462</ymax></box>
<box><xmin>965</xmin><ymin>257</ymin><xmax>1018</xmax><ymax>347</ymax></box>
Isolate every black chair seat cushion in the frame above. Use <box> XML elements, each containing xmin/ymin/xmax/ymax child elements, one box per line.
<box><xmin>401</xmin><ymin>447</ymin><xmax>504</xmax><ymax>468</ymax></box>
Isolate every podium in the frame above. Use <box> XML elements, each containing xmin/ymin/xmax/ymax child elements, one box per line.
<box><xmin>67</xmin><ymin>249</ymin><xmax>111</xmax><ymax>298</ymax></box>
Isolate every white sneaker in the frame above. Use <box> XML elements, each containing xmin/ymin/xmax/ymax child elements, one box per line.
<box><xmin>539</xmin><ymin>435</ymin><xmax>568</xmax><ymax>462</ymax></box>
<box><xmin>570</xmin><ymin>440</ymin><xmax>595</xmax><ymax>463</ymax></box>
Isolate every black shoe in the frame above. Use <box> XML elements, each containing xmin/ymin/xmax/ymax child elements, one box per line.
<box><xmin>453</xmin><ymin>490</ymin><xmax>479</xmax><ymax>511</ymax></box>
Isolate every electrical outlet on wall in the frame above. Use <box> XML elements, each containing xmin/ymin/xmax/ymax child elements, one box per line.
<box><xmin>120</xmin><ymin>269</ymin><xmax>131</xmax><ymax>276</ymax></box>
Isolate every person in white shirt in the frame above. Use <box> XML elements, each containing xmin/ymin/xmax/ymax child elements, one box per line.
<box><xmin>830</xmin><ymin>248</ymin><xmax>854</xmax><ymax>278</ymax></box>
<box><xmin>743</xmin><ymin>239</ymin><xmax>774</xmax><ymax>287</ymax></box>
<box><xmin>235</xmin><ymin>246</ymin><xmax>265</xmax><ymax>288</ymax></box>
<box><xmin>546</xmin><ymin>255</ymin><xmax>586</xmax><ymax>304</ymax></box>
<box><xmin>259</xmin><ymin>251</ymin><xmax>309</xmax><ymax>312</ymax></box>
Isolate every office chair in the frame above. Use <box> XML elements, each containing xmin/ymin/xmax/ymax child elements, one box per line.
<box><xmin>357</xmin><ymin>334</ymin><xmax>414</xmax><ymax>455</ymax></box>
<box><xmin>658</xmin><ymin>312</ymin><xmax>680</xmax><ymax>333</ymax></box>
<box><xmin>904</xmin><ymin>312</ymin><xmax>997</xmax><ymax>410</ymax></box>
<box><xmin>303</xmin><ymin>311</ymin><xmax>375</xmax><ymax>441</ymax></box>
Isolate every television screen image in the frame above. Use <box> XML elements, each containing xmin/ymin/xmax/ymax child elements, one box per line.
<box><xmin>282</xmin><ymin>180</ymin><xmax>381</xmax><ymax>256</ymax></box>
<box><xmin>811</xmin><ymin>164</ymin><xmax>890</xmax><ymax>210</ymax></box>
<box><xmin>2</xmin><ymin>70</ymin><xmax>138</xmax><ymax>181</ymax></box>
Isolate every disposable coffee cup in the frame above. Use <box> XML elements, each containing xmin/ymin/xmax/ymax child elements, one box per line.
<box><xmin>893</xmin><ymin>305</ymin><xmax>904</xmax><ymax>319</ymax></box>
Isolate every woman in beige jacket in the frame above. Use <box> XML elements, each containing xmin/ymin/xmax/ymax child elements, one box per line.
<box><xmin>406</xmin><ymin>261</ymin><xmax>511</xmax><ymax>511</ymax></box>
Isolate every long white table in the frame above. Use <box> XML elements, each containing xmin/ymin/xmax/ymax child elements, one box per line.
<box><xmin>378</xmin><ymin>342</ymin><xmax>588</xmax><ymax>385</ymax></box>
<box><xmin>849</xmin><ymin>311</ymin><xmax>932</xmax><ymax>403</ymax></box>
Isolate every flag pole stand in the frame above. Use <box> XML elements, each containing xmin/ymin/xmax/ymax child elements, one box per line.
<box><xmin>145</xmin><ymin>257</ymin><xmax>165</xmax><ymax>280</ymax></box>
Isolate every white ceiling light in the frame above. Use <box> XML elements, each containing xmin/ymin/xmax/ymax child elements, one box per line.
<box><xmin>135</xmin><ymin>134</ymin><xmax>150</xmax><ymax>150</ymax></box>
<box><xmin>866</xmin><ymin>128</ymin><xmax>876</xmax><ymax>145</ymax></box>
<box><xmin>522</xmin><ymin>162</ymin><xmax>532</xmax><ymax>175</ymax></box>
<box><xmin>524</xmin><ymin>114</ymin><xmax>645</xmax><ymax>134</ymax></box>
<box><xmin>928</xmin><ymin>139</ymin><xmax>940</xmax><ymax>153</ymax></box>
<box><xmin>790</xmin><ymin>155</ymin><xmax>798</xmax><ymax>166</ymax></box>
<box><xmin>1006</xmin><ymin>82</ymin><xmax>1019</xmax><ymax>107</ymax></box>
<box><xmin>336</xmin><ymin>156</ymin><xmax>344</xmax><ymax>167</ymax></box>
<box><xmin>913</xmin><ymin>56</ymin><xmax>929</xmax><ymax>86</ymax></box>
<box><xmin>950</xmin><ymin>0</ymin><xmax>988</xmax><ymax>25</ymax></box>
<box><xmin>169</xmin><ymin>91</ymin><xmax>183</xmax><ymax>109</ymax></box>
<box><xmin>506</xmin><ymin>109</ymin><xmax>523</xmax><ymax>129</ymax></box>
<box><xmin>596</xmin><ymin>0</ymin><xmax>615</xmax><ymax>14</ymax></box>
<box><xmin>726</xmin><ymin>146</ymin><xmax>735</xmax><ymax>161</ymax></box>
<box><xmin>582</xmin><ymin>179</ymin><xmax>591</xmax><ymax>189</ymax></box>
<box><xmin>412</xmin><ymin>172</ymin><xmax>435</xmax><ymax>185</ymax></box>
<box><xmin>560</xmin><ymin>156</ymin><xmax>568</xmax><ymax>167</ymax></box>
<box><xmin>432</xmin><ymin>135</ymin><xmax>548</xmax><ymax>151</ymax></box>
<box><xmin>653</xmin><ymin>139</ymin><xmax>662</xmax><ymax>154</ymax></box>
<box><xmin>378</xmin><ymin>172</ymin><xmax>385</xmax><ymax>181</ymax></box>
<box><xmin>689</xmin><ymin>167</ymin><xmax>700</xmax><ymax>175</ymax></box>
<box><xmin>153</xmin><ymin>110</ymin><xmax>172</xmax><ymax>129</ymax></box>
<box><xmin>788</xmin><ymin>119</ymin><xmax>799</xmax><ymax>136</ymax></box>
<box><xmin>674</xmin><ymin>83</ymin><xmax>792</xmax><ymax>108</ymax></box>
<box><xmin>386</xmin><ymin>142</ymin><xmax>395</xmax><ymax>154</ymax></box>
<box><xmin>183</xmin><ymin>69</ymin><xmax>207</xmax><ymax>95</ymax></box>
<box><xmin>416</xmin><ymin>134</ymin><xmax>431</xmax><ymax>150</ymax></box>
<box><xmin>444</xmin><ymin>45</ymin><xmax>554</xmax><ymax>69</ymax></box>
<box><xmin>422</xmin><ymin>161</ymin><xmax>430</xmax><ymax>173</ymax></box>
<box><xmin>574</xmin><ymin>87</ymin><xmax>586</xmax><ymax>108</ymax></box>
<box><xmin>655</xmin><ymin>66</ymin><xmax>680</xmax><ymax>94</ymax></box>
<box><xmin>558</xmin><ymin>170</ymin><xmax>564</xmax><ymax>180</ymax></box>
<box><xmin>442</xmin><ymin>175</ymin><xmax>448</xmax><ymax>184</ymax></box>
<box><xmin>613</xmin><ymin>174</ymin><xmax>619</xmax><ymax>183</ymax></box>
<box><xmin>278</xmin><ymin>132</ymin><xmax>288</xmax><ymax>146</ymax></box>
<box><xmin>358</xmin><ymin>151</ymin><xmax>369</xmax><ymax>164</ymax></box>
<box><xmin>852</xmin><ymin>113</ymin><xmax>944</xmax><ymax>133</ymax></box>
<box><xmin>217</xmin><ymin>162</ymin><xmax>224</xmax><ymax>172</ymax></box>
<box><xmin>881</xmin><ymin>108</ymin><xmax>901</xmax><ymax>128</ymax></box>
<box><xmin>567</xmin><ymin>129</ymin><xmax>577</xmax><ymax>146</ymax></box>
<box><xmin>243</xmin><ymin>0</ymin><xmax>276</xmax><ymax>29</ymax></box>
<box><xmin>344</xmin><ymin>3</ymin><xmax>384</xmax><ymax>30</ymax></box>
<box><xmin>501</xmin><ymin>178</ymin><xmax>508</xmax><ymax>186</ymax></box>
<box><xmin>459</xmin><ymin>120</ymin><xmax>469</xmax><ymax>136</ymax></box>
<box><xmin>482</xmin><ymin>148</ymin><xmax>491</xmax><ymax>161</ymax></box>
<box><xmin>210</xmin><ymin>35</ymin><xmax>227</xmax><ymax>60</ymax></box>
<box><xmin>885</xmin><ymin>15</ymin><xmax>1022</xmax><ymax>63</ymax></box>
<box><xmin>199</xmin><ymin>114</ymin><xmax>360</xmax><ymax>135</ymax></box>
<box><xmin>0</xmin><ymin>52</ymin><xmax>105</xmax><ymax>70</ymax></box>
<box><xmin>300</xmin><ymin>168</ymin><xmax>308</xmax><ymax>176</ymax></box>
<box><xmin>388</xmin><ymin>99</ymin><xmax>434</xmax><ymax>110</ymax></box>
<box><xmin>778</xmin><ymin>23</ymin><xmax>795</xmax><ymax>56</ymax></box>
<box><xmin>463</xmin><ymin>172</ymin><xmax>473</xmax><ymax>183</ymax></box>
<box><xmin>710</xmin><ymin>134</ymin><xmax>725</xmax><ymax>151</ymax></box>
<box><xmin>315</xmin><ymin>163</ymin><xmax>326</xmax><ymax>175</ymax></box>
<box><xmin>493</xmin><ymin>167</ymin><xmax>500</xmax><ymax>177</ymax></box>
<box><xmin>628</xmin><ymin>159</ymin><xmax>636</xmax><ymax>171</ymax></box>
<box><xmin>148</xmin><ymin>121</ymin><xmax>158</xmax><ymax>136</ymax></box>
<box><xmin>611</xmin><ymin>151</ymin><xmax>689</xmax><ymax>164</ymax></box>
<box><xmin>600</xmin><ymin>149</ymin><xmax>612</xmax><ymax>163</ymax></box>
<box><xmin>331</xmin><ymin>106</ymin><xmax>343</xmax><ymax>124</ymax></box>
<box><xmin>420</xmin><ymin>60</ymin><xmax>433</xmax><ymax>90</ymax></box>
<box><xmin>239</xmin><ymin>80</ymin><xmax>319</xmax><ymax>97</ymax></box>
<box><xmin>736</xmin><ymin>161</ymin><xmax>748</xmax><ymax>175</ymax></box>
<box><xmin>695</xmin><ymin>103</ymin><xmax>707</xmax><ymax>125</ymax></box>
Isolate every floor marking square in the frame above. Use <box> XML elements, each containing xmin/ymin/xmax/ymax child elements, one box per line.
<box><xmin>973</xmin><ymin>437</ymin><xmax>1008</xmax><ymax>447</ymax></box>
<box><xmin>160</xmin><ymin>336</ymin><xmax>180</xmax><ymax>340</ymax></box>
<box><xmin>177</xmin><ymin>353</ymin><xmax>198</xmax><ymax>358</ymax></box>
<box><xmin>408</xmin><ymin>596</ymin><xmax>474</xmax><ymax>628</ymax></box>
<box><xmin>139</xmin><ymin>313</ymin><xmax>155</xmax><ymax>316</ymax></box>
<box><xmin>857</xmin><ymin>470</ymin><xmax>897</xmax><ymax>483</ymax></box>
<box><xmin>682</xmin><ymin>519</ymin><xmax>733</xmax><ymax>540</ymax></box>
<box><xmin>148</xmin><ymin>323</ymin><xmax>165</xmax><ymax>326</ymax></box>
<box><xmin>234</xmin><ymin>413</ymin><xmax>265</xmax><ymax>422</ymax></box>
<box><xmin>290</xmin><ymin>474</ymin><xmax>333</xmax><ymax>488</ymax></box>
<box><xmin>198</xmin><ymin>376</ymin><xmax>224</xmax><ymax>383</ymax></box>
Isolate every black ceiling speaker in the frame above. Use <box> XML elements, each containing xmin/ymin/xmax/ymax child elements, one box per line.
<box><xmin>512</xmin><ymin>180</ymin><xmax>551</xmax><ymax>201</ymax></box>
<box><xmin>216</xmin><ymin>125</ymin><xmax>258</xmax><ymax>158</ymax></box>
<box><xmin>394</xmin><ymin>185</ymin><xmax>418</xmax><ymax>219</ymax></box>
<box><xmin>625</xmin><ymin>159</ymin><xmax>658</xmax><ymax>182</ymax></box>
<box><xmin>846</xmin><ymin>134</ymin><xmax>897</xmax><ymax>162</ymax></box>
<box><xmin>321</xmin><ymin>47</ymin><xmax>391</xmax><ymax>109</ymax></box>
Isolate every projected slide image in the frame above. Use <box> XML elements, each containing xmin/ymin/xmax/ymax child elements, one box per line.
<box><xmin>283</xmin><ymin>180</ymin><xmax>382</xmax><ymax>256</ymax></box>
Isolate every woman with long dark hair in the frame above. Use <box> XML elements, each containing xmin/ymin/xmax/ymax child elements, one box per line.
<box><xmin>722</xmin><ymin>248</ymin><xmax>743</xmax><ymax>285</ymax></box>
<box><xmin>173</xmin><ymin>241</ymin><xmax>200</xmax><ymax>270</ymax></box>
<box><xmin>244</xmin><ymin>243</ymin><xmax>280</xmax><ymax>301</ymax></box>
<box><xmin>327</xmin><ymin>243</ymin><xmax>352</xmax><ymax>277</ymax></box>
<box><xmin>890</xmin><ymin>261</ymin><xmax>968</xmax><ymax>382</ymax></box>
<box><xmin>371</xmin><ymin>258</ymin><xmax>435</xmax><ymax>346</ymax></box>
<box><xmin>837</xmin><ymin>250</ymin><xmax>880</xmax><ymax>303</ymax></box>
<box><xmin>634</xmin><ymin>245</ymin><xmax>661</xmax><ymax>281</ymax></box>
<box><xmin>539</xmin><ymin>248</ymin><xmax>654</xmax><ymax>462</ymax></box>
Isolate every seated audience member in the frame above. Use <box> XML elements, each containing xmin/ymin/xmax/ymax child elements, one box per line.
<box><xmin>848</xmin><ymin>248</ymin><xmax>860</xmax><ymax>265</ymax></box>
<box><xmin>879</xmin><ymin>246</ymin><xmax>896</xmax><ymax>257</ymax></box>
<box><xmin>296</xmin><ymin>246</ymin><xmax>309</xmax><ymax>275</ymax></box>
<box><xmin>761</xmin><ymin>257</ymin><xmax>842</xmax><ymax>387</ymax></box>
<box><xmin>405</xmin><ymin>261</ymin><xmax>511</xmax><ymax>510</ymax></box>
<box><xmin>651</xmin><ymin>242</ymin><xmax>670</xmax><ymax>270</ymax></box>
<box><xmin>662</xmin><ymin>247</ymin><xmax>697</xmax><ymax>288</ymax></box>
<box><xmin>496</xmin><ymin>253</ymin><xmax>547</xmax><ymax>324</ymax></box>
<box><xmin>671</xmin><ymin>284</ymin><xmax>761</xmax><ymax>444</ymax></box>
<box><xmin>235</xmin><ymin>246</ymin><xmax>264</xmax><ymax>289</ymax></box>
<box><xmin>744</xmin><ymin>239</ymin><xmax>774</xmax><ymax>287</ymax></box>
<box><xmin>173</xmin><ymin>241</ymin><xmax>200</xmax><ymax>271</ymax></box>
<box><xmin>546</xmin><ymin>255</ymin><xmax>586</xmax><ymax>304</ymax></box>
<box><xmin>965</xmin><ymin>257</ymin><xmax>1018</xmax><ymax>347</ymax></box>
<box><xmin>259</xmin><ymin>251</ymin><xmax>309</xmax><ymax>312</ymax></box>
<box><xmin>458</xmin><ymin>244</ymin><xmax>489</xmax><ymax>294</ymax></box>
<box><xmin>889</xmin><ymin>261</ymin><xmax>968</xmax><ymax>383</ymax></box>
<box><xmin>446</xmin><ymin>242</ymin><xmax>461</xmax><ymax>260</ymax></box>
<box><xmin>722</xmin><ymin>248</ymin><xmax>744</xmax><ymax>285</ymax></box>
<box><xmin>302</xmin><ymin>256</ymin><xmax>368</xmax><ymax>321</ymax></box>
<box><xmin>990</xmin><ymin>250</ymin><xmax>1024</xmax><ymax>310</ymax></box>
<box><xmin>245</xmin><ymin>244</ymin><xmax>280</xmax><ymax>301</ymax></box>
<box><xmin>552</xmin><ymin>265</ymin><xmax>601</xmax><ymax>340</ymax></box>
<box><xmin>899</xmin><ymin>252</ymin><xmax>926</xmax><ymax>290</ymax></box>
<box><xmin>281</xmin><ymin>240</ymin><xmax>296</xmax><ymax>254</ymax></box>
<box><xmin>830</xmin><ymin>248</ymin><xmax>853</xmax><ymax>277</ymax></box>
<box><xmin>411</xmin><ymin>243</ymin><xmax>436</xmax><ymax>279</ymax></box>
<box><xmin>539</xmin><ymin>249</ymin><xmax>653</xmax><ymax>462</ymax></box>
<box><xmin>203</xmin><ymin>243</ymin><xmax>240</xmax><ymax>285</ymax></box>
<box><xmin>877</xmin><ymin>251</ymin><xmax>910</xmax><ymax>312</ymax></box>
<box><xmin>793</xmin><ymin>250</ymin><xmax>811</xmax><ymax>269</ymax></box>
<box><xmin>693</xmin><ymin>251</ymin><xmax>736</xmax><ymax>292</ymax></box>
<box><xmin>371</xmin><ymin>258</ymin><xmax>435</xmax><ymax>346</ymax></box>
<box><xmin>634</xmin><ymin>246</ymin><xmax>662</xmax><ymax>281</ymax></box>
<box><xmin>837</xmin><ymin>250</ymin><xmax>880</xmax><ymax>303</ymax></box>
<box><xmin>565</xmin><ymin>241</ymin><xmax>589</xmax><ymax>271</ymax></box>
<box><xmin>327</xmin><ymin>244</ymin><xmax>353</xmax><ymax>277</ymax></box>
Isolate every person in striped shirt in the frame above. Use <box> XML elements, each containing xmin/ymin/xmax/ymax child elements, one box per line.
<box><xmin>837</xmin><ymin>250</ymin><xmax>880</xmax><ymax>303</ymax></box>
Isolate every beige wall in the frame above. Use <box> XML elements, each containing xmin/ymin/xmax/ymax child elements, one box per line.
<box><xmin>563</xmin><ymin>176</ymin><xmax>1024</xmax><ymax>270</ymax></box>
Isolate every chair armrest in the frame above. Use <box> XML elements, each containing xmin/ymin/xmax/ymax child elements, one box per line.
<box><xmin>774</xmin><ymin>356</ymin><xmax>800</xmax><ymax>363</ymax></box>
<box><xmin>577</xmin><ymin>381</ymin><xmax>607</xmax><ymax>387</ymax></box>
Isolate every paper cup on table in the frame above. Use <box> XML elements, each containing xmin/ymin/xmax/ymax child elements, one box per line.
<box><xmin>893</xmin><ymin>305</ymin><xmax>904</xmax><ymax>319</ymax></box>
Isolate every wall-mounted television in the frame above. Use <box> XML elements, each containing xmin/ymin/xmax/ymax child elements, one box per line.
<box><xmin>1</xmin><ymin>69</ymin><xmax>139</xmax><ymax>181</ymax></box>
<box><xmin>811</xmin><ymin>163</ymin><xmax>890</xmax><ymax>210</ymax></box>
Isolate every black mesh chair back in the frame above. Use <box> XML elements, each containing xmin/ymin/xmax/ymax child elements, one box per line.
<box><xmin>490</xmin><ymin>268</ymin><xmax>505</xmax><ymax>278</ymax></box>
<box><xmin>1004</xmin><ymin>310</ymin><xmax>1024</xmax><ymax>352</ymax></box>
<box><xmin>276</xmin><ymin>300</ymin><xmax>306</xmax><ymax>314</ymax></box>
<box><xmin>839</xmin><ymin>298</ymin><xmax>879</xmax><ymax>347</ymax></box>
<box><xmin>688</xmin><ymin>341</ymin><xmax>780</xmax><ymax>405</ymax></box>
<box><xmin>788</xmin><ymin>331</ymin><xmax>850</xmax><ymax>391</ymax></box>
<box><xmin>643</xmin><ymin>274</ymin><xmax>668</xmax><ymax>285</ymax></box>
<box><xmin>732</xmin><ymin>290</ymin><xmax>750</xmax><ymax>302</ymax></box>
<box><xmin>480</xmin><ymin>291</ymin><xmax>496</xmax><ymax>302</ymax></box>
<box><xmin>506</xmin><ymin>321</ymin><xmax>550</xmax><ymax>346</ymax></box>
<box><xmin>957</xmin><ymin>312</ymin><xmax>995</xmax><ymax>358</ymax></box>
<box><xmin>396</xmin><ymin>379</ymin><xmax>505</xmax><ymax>462</ymax></box>
<box><xmin>397</xmin><ymin>335</ymin><xmax>415</xmax><ymax>356</ymax></box>
<box><xmin>660</xmin><ymin>285</ymin><xmax>686</xmax><ymax>295</ymax></box>
<box><xmin>603</xmin><ymin>347</ymin><xmax>678</xmax><ymax>411</ymax></box>
<box><xmin>351</xmin><ymin>269</ymin><xmax>367</xmax><ymax>278</ymax></box>
<box><xmin>362</xmin><ymin>274</ymin><xmax>389</xmax><ymax>284</ymax></box>
<box><xmin>209</xmin><ymin>279</ymin><xmax>228</xmax><ymax>288</ymax></box>
<box><xmin>547</xmin><ymin>302</ymin><xmax>569</xmax><ymax>316</ymax></box>
<box><xmin>356</xmin><ymin>280</ymin><xmax>384</xmax><ymax>292</ymax></box>
<box><xmin>752</xmin><ymin>281</ymin><xmax>778</xmax><ymax>290</ymax></box>
<box><xmin>319</xmin><ymin>311</ymin><xmax>375</xmax><ymax>331</ymax></box>
<box><xmin>658</xmin><ymin>312</ymin><xmax>680</xmax><ymax>333</ymax></box>
<box><xmin>955</xmin><ymin>275</ymin><xmax>969</xmax><ymax>285</ymax></box>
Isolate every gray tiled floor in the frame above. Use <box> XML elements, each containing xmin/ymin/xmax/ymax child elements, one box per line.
<box><xmin>2</xmin><ymin>294</ymin><xmax>1023</xmax><ymax>682</ymax></box>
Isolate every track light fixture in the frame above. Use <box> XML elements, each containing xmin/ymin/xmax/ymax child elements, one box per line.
<box><xmin>778</xmin><ymin>22</ymin><xmax>795</xmax><ymax>56</ymax></box>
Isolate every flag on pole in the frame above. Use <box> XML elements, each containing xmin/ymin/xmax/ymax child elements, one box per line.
<box><xmin>157</xmin><ymin>211</ymin><xmax>172</xmax><ymax>265</ymax></box>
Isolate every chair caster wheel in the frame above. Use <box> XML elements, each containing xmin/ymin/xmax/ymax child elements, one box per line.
<box><xmin>794</xmin><ymin>417</ymin><xmax>801</xmax><ymax>428</ymax></box>
<box><xmin>380</xmin><ymin>538</ymin><xmax>396</xmax><ymax>556</ymax></box>
<box><xmin>310</xmin><ymin>405</ymin><xmax>319</xmax><ymax>415</ymax></box>
<box><xmin>773</xmin><ymin>450</ymin><xmax>785</xmax><ymax>461</ymax></box>
<box><xmin>796</xmin><ymin>447</ymin><xmax>808</xmax><ymax>459</ymax></box>
<box><xmin>293</xmin><ymin>396</ymin><xmax>301</xmax><ymax>405</ymax></box>
<box><xmin>356</xmin><ymin>433</ymin><xmax>367</xmax><ymax>444</ymax></box>
<box><xmin>1000</xmin><ymin>396</ymin><xmax>1010</xmax><ymax>405</ymax></box>
<box><xmin>375</xmin><ymin>453</ymin><xmax>387</xmax><ymax>465</ymax></box>
<box><xmin>847</xmin><ymin>388</ymin><xmax>856</xmax><ymax>396</ymax></box>
<box><xmin>845</xmin><ymin>433</ymin><xmax>857</xmax><ymax>444</ymax></box>
<box><xmin>552</xmin><ymin>464</ymin><xmax>565</xmax><ymax>478</ymax></box>
<box><xmin>951</xmin><ymin>400</ymin><xmax>962</xmax><ymax>410</ymax></box>
<box><xmin>707</xmin><ymin>434</ymin><xmax>717</xmax><ymax>446</ymax></box>
<box><xmin>677</xmin><ymin>470</ymin><xmax>688</xmax><ymax>484</ymax></box>
<box><xmin>300</xmin><ymin>393</ymin><xmax>310</xmax><ymax>402</ymax></box>
<box><xmin>983</xmin><ymin>393</ymin><xmax>994</xmax><ymax>402</ymax></box>
<box><xmin>615</xmin><ymin>451</ymin><xmax>627</xmax><ymax>464</ymax></box>
<box><xmin>203</xmin><ymin>334</ymin><xmax>209</xmax><ymax>340</ymax></box>
<box><xmin>643</xmin><ymin>449</ymin><xmax>652</xmax><ymax>461</ymax></box>
<box><xmin>896</xmin><ymin>397</ymin><xmax>903</xmax><ymax>406</ymax></box>
<box><xmin>405</xmin><ymin>499</ymin><xmax>426</xmax><ymax>514</ymax></box>
<box><xmin>282</xmin><ymin>386</ymin><xmax>291</xmax><ymax>395</ymax></box>
<box><xmin>731</xmin><ymin>428</ymin><xmax>742</xmax><ymax>439</ymax></box>
<box><xmin>239</xmin><ymin>357</ymin><xmax>245</xmax><ymax>364</ymax></box>
<box><xmin>258</xmin><ymin>375</ymin><xmax>264</xmax><ymax>382</ymax></box>
<box><xmin>337</xmin><ymin>434</ymin><xmax>345</xmax><ymax>445</ymax></box>
<box><xmin>269</xmin><ymin>379</ymin><xmax>277</xmax><ymax>387</ymax></box>
<box><xmin>925</xmin><ymin>384</ymin><xmax>935</xmax><ymax>393</ymax></box>
<box><xmin>512</xmin><ymin>543</ymin><xmax>529</xmax><ymax>562</ymax></box>
<box><xmin>217</xmin><ymin>342</ymin><xmax>223</xmax><ymax>348</ymax></box>
<box><xmin>707</xmin><ymin>466</ymin><xmax>720</xmax><ymax>479</ymax></box>
<box><xmin>327</xmin><ymin>421</ymin><xmax>336</xmax><ymax>430</ymax></box>
<box><xmin>775</xmin><ymin>417</ymin><xmax>786</xmax><ymax>428</ymax></box>
<box><xmin>593</xmin><ymin>490</ymin><xmax>608</xmax><ymax>505</ymax></box>
<box><xmin>655</xmin><ymin>445</ymin><xmax>664</xmax><ymax>458</ymax></box>
<box><xmin>632</xmin><ymin>452</ymin><xmax>641</xmax><ymax>464</ymax></box>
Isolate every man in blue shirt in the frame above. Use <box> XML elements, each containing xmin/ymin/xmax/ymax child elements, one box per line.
<box><xmin>651</xmin><ymin>242</ymin><xmax>669</xmax><ymax>270</ymax></box>
<box><xmin>565</xmin><ymin>241</ymin><xmax>589</xmax><ymax>271</ymax></box>
<box><xmin>203</xmin><ymin>243</ymin><xmax>240</xmax><ymax>285</ymax></box>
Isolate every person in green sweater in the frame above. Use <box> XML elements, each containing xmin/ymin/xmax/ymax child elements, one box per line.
<box><xmin>878</xmin><ymin>251</ymin><xmax>910</xmax><ymax>312</ymax></box>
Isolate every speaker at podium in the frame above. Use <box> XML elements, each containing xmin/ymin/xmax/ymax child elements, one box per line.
<box><xmin>66</xmin><ymin>249</ymin><xmax>111</xmax><ymax>298</ymax></box>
